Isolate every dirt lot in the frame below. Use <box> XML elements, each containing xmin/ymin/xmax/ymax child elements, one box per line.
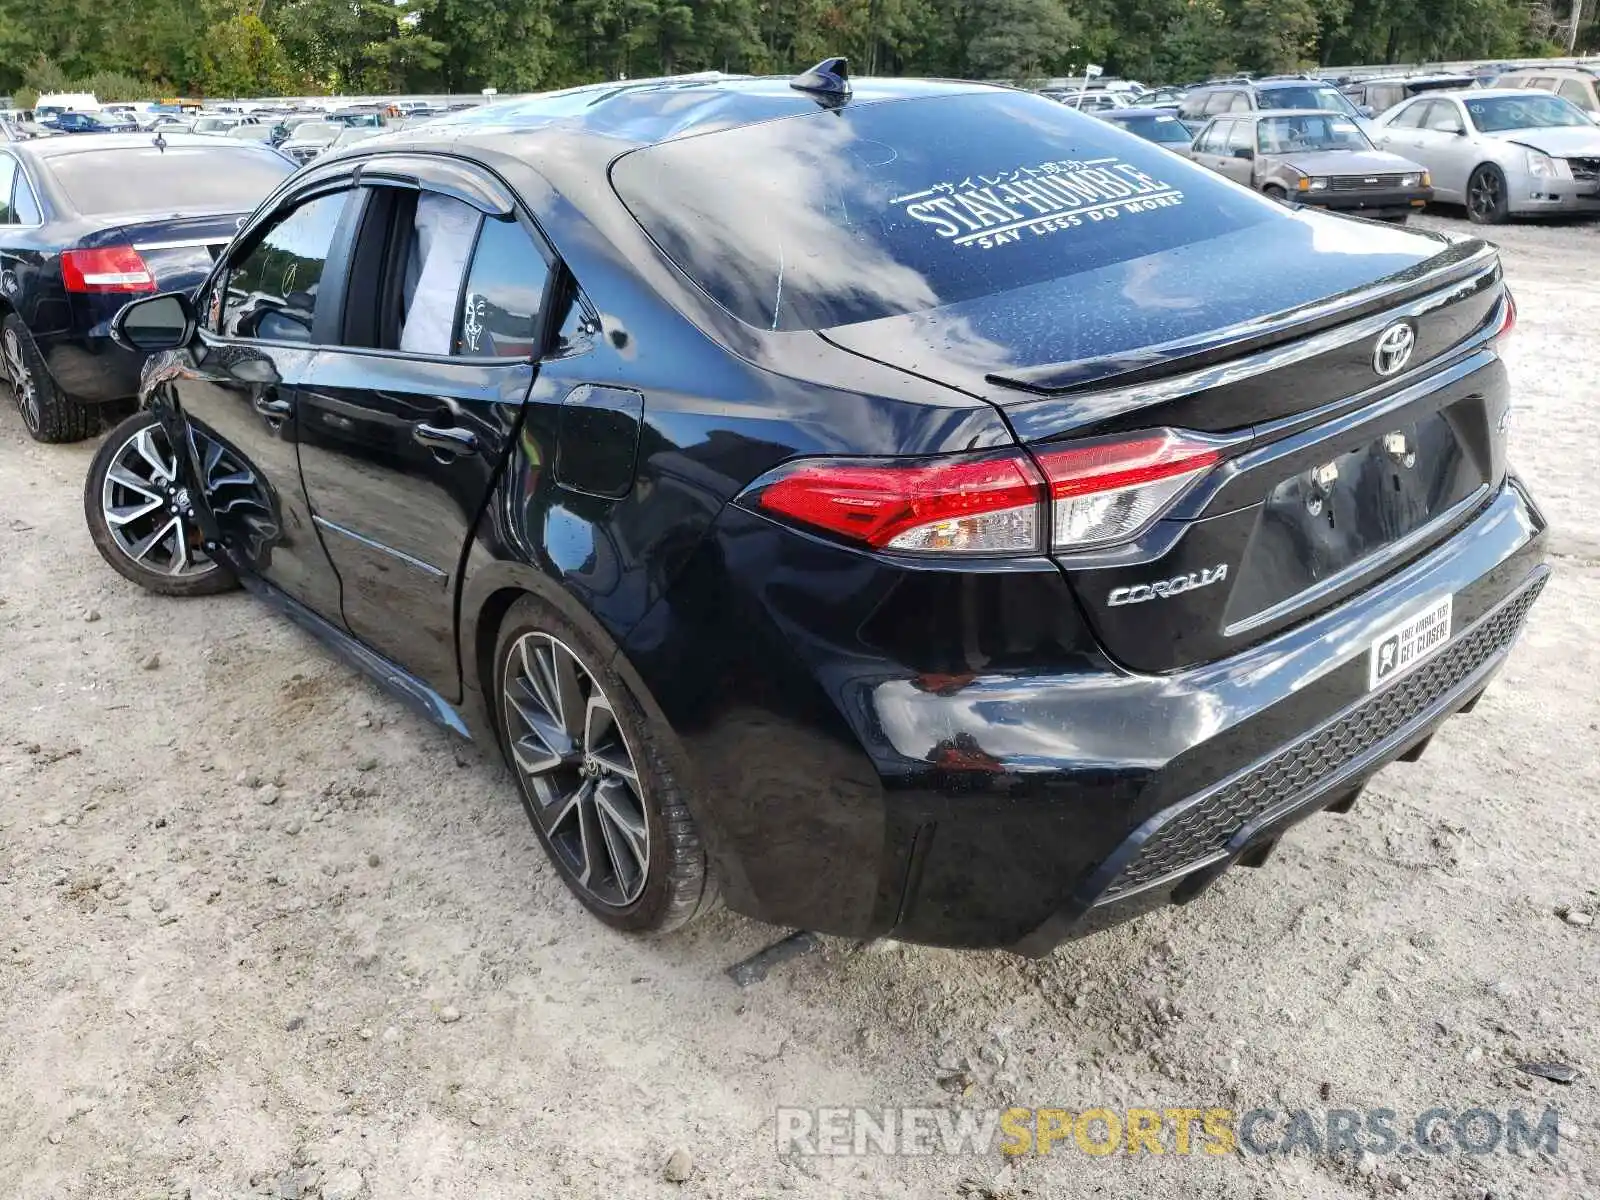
<box><xmin>2</xmin><ymin>210</ymin><xmax>1598</xmax><ymax>1200</ymax></box>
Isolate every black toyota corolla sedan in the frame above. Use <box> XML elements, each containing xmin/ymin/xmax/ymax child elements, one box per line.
<box><xmin>0</xmin><ymin>133</ymin><xmax>294</xmax><ymax>442</ymax></box>
<box><xmin>84</xmin><ymin>63</ymin><xmax>1547</xmax><ymax>954</ymax></box>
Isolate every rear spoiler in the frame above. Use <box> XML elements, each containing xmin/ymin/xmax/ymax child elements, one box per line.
<box><xmin>984</xmin><ymin>237</ymin><xmax>1499</xmax><ymax>397</ymax></box>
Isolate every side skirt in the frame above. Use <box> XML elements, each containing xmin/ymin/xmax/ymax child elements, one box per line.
<box><xmin>236</xmin><ymin>573</ymin><xmax>472</xmax><ymax>739</ymax></box>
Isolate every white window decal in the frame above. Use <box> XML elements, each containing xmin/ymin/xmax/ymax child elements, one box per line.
<box><xmin>462</xmin><ymin>293</ymin><xmax>486</xmax><ymax>353</ymax></box>
<box><xmin>892</xmin><ymin>156</ymin><xmax>1186</xmax><ymax>251</ymax></box>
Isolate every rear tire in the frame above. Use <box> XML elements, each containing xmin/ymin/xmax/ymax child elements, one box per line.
<box><xmin>493</xmin><ymin>595</ymin><xmax>718</xmax><ymax>933</ymax></box>
<box><xmin>84</xmin><ymin>411</ymin><xmax>238</xmax><ymax>596</ymax></box>
<box><xmin>1467</xmin><ymin>164</ymin><xmax>1510</xmax><ymax>225</ymax></box>
<box><xmin>4</xmin><ymin>314</ymin><xmax>95</xmax><ymax>443</ymax></box>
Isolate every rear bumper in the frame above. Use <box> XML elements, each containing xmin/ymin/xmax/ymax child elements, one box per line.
<box><xmin>38</xmin><ymin>332</ymin><xmax>142</xmax><ymax>404</ymax></box>
<box><xmin>1015</xmin><ymin>556</ymin><xmax>1546</xmax><ymax>954</ymax></box>
<box><xmin>645</xmin><ymin>474</ymin><xmax>1546</xmax><ymax>951</ymax></box>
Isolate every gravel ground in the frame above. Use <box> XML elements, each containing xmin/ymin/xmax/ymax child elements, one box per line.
<box><xmin>2</xmin><ymin>210</ymin><xmax>1597</xmax><ymax>1200</ymax></box>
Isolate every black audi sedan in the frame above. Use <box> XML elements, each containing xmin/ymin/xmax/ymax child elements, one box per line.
<box><xmin>1</xmin><ymin>133</ymin><xmax>295</xmax><ymax>441</ymax></box>
<box><xmin>86</xmin><ymin>64</ymin><xmax>1547</xmax><ymax>954</ymax></box>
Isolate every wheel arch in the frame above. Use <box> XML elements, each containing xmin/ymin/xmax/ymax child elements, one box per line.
<box><xmin>460</xmin><ymin>561</ymin><xmax>681</xmax><ymax>757</ymax></box>
<box><xmin>460</xmin><ymin>559</ymin><xmax>729</xmax><ymax>883</ymax></box>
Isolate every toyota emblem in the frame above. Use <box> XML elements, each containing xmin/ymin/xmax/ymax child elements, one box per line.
<box><xmin>1373</xmin><ymin>322</ymin><xmax>1416</xmax><ymax>377</ymax></box>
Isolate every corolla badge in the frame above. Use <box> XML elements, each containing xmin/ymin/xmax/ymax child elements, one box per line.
<box><xmin>1107</xmin><ymin>564</ymin><xmax>1228</xmax><ymax>607</ymax></box>
<box><xmin>1372</xmin><ymin>322</ymin><xmax>1416</xmax><ymax>377</ymax></box>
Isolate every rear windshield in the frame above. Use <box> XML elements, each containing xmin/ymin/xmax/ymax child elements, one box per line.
<box><xmin>288</xmin><ymin>123</ymin><xmax>341</xmax><ymax>141</ymax></box>
<box><xmin>612</xmin><ymin>90</ymin><xmax>1280</xmax><ymax>331</ymax></box>
<box><xmin>1116</xmin><ymin>114</ymin><xmax>1194</xmax><ymax>143</ymax></box>
<box><xmin>1257</xmin><ymin>85</ymin><xmax>1359</xmax><ymax>115</ymax></box>
<box><xmin>50</xmin><ymin>147</ymin><xmax>293</xmax><ymax>216</ymax></box>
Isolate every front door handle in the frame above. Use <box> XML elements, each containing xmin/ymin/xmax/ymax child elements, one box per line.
<box><xmin>413</xmin><ymin>422</ymin><xmax>478</xmax><ymax>455</ymax></box>
<box><xmin>254</xmin><ymin>393</ymin><xmax>292</xmax><ymax>419</ymax></box>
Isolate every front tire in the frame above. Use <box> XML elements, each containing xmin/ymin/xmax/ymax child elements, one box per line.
<box><xmin>3</xmin><ymin>314</ymin><xmax>94</xmax><ymax>443</ymax></box>
<box><xmin>493</xmin><ymin>596</ymin><xmax>717</xmax><ymax>933</ymax></box>
<box><xmin>1262</xmin><ymin>185</ymin><xmax>1289</xmax><ymax>204</ymax></box>
<box><xmin>1467</xmin><ymin>164</ymin><xmax>1510</xmax><ymax>225</ymax></box>
<box><xmin>84</xmin><ymin>411</ymin><xmax>238</xmax><ymax>596</ymax></box>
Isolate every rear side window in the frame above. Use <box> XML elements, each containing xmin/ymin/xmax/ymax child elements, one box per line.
<box><xmin>398</xmin><ymin>193</ymin><xmax>482</xmax><ymax>355</ymax></box>
<box><xmin>1142</xmin><ymin>115</ymin><xmax>1192</xmax><ymax>145</ymax></box>
<box><xmin>221</xmin><ymin>190</ymin><xmax>350</xmax><ymax>342</ymax></box>
<box><xmin>0</xmin><ymin>157</ymin><xmax>15</xmax><ymax>224</ymax></box>
<box><xmin>613</xmin><ymin>91</ymin><xmax>1278</xmax><ymax>332</ymax></box>
<box><xmin>1388</xmin><ymin>101</ymin><xmax>1428</xmax><ymax>128</ymax></box>
<box><xmin>13</xmin><ymin>169</ymin><xmax>40</xmax><ymax>225</ymax></box>
<box><xmin>47</xmin><ymin>147</ymin><xmax>293</xmax><ymax>217</ymax></box>
<box><xmin>457</xmin><ymin>216</ymin><xmax>552</xmax><ymax>358</ymax></box>
<box><xmin>1558</xmin><ymin>79</ymin><xmax>1596</xmax><ymax>110</ymax></box>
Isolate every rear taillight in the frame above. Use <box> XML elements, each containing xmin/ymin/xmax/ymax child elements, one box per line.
<box><xmin>1035</xmin><ymin>430</ymin><xmax>1223</xmax><ymax>550</ymax></box>
<box><xmin>752</xmin><ymin>450</ymin><xmax>1044</xmax><ymax>554</ymax></box>
<box><xmin>1492</xmin><ymin>289</ymin><xmax>1516</xmax><ymax>345</ymax></box>
<box><xmin>747</xmin><ymin>429</ymin><xmax>1224</xmax><ymax>555</ymax></box>
<box><xmin>61</xmin><ymin>246</ymin><xmax>156</xmax><ymax>294</ymax></box>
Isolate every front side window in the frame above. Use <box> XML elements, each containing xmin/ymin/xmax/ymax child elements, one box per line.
<box><xmin>456</xmin><ymin>215</ymin><xmax>552</xmax><ymax>358</ymax></box>
<box><xmin>1226</xmin><ymin>121</ymin><xmax>1254</xmax><ymax>152</ymax></box>
<box><xmin>220</xmin><ymin>190</ymin><xmax>350</xmax><ymax>342</ymax></box>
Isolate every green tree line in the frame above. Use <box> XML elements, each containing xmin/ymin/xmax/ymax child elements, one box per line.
<box><xmin>0</xmin><ymin>0</ymin><xmax>1593</xmax><ymax>103</ymax></box>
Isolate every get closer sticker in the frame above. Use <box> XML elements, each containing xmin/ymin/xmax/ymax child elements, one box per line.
<box><xmin>893</xmin><ymin>156</ymin><xmax>1186</xmax><ymax>251</ymax></box>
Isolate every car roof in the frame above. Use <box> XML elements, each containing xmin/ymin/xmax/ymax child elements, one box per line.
<box><xmin>1439</xmin><ymin>87</ymin><xmax>1556</xmax><ymax>100</ymax></box>
<box><xmin>395</xmin><ymin>73</ymin><xmax>997</xmax><ymax>153</ymax></box>
<box><xmin>1098</xmin><ymin>107</ymin><xmax>1182</xmax><ymax>118</ymax></box>
<box><xmin>1500</xmin><ymin>66</ymin><xmax>1595</xmax><ymax>76</ymax></box>
<box><xmin>1249</xmin><ymin>108</ymin><xmax>1359</xmax><ymax>118</ymax></box>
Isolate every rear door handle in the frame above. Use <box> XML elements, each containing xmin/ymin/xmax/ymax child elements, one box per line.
<box><xmin>413</xmin><ymin>422</ymin><xmax>478</xmax><ymax>455</ymax></box>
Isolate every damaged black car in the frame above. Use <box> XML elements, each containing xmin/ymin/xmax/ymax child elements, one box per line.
<box><xmin>86</xmin><ymin>62</ymin><xmax>1547</xmax><ymax>953</ymax></box>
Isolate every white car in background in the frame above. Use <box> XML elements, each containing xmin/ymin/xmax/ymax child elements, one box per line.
<box><xmin>1374</xmin><ymin>88</ymin><xmax>1600</xmax><ymax>223</ymax></box>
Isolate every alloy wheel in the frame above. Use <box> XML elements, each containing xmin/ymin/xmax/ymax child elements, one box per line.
<box><xmin>3</xmin><ymin>327</ymin><xmax>39</xmax><ymax>434</ymax></box>
<box><xmin>1469</xmin><ymin>171</ymin><xmax>1501</xmax><ymax>220</ymax></box>
<box><xmin>502</xmin><ymin>632</ymin><xmax>651</xmax><ymax>907</ymax></box>
<box><xmin>100</xmin><ymin>421</ymin><xmax>217</xmax><ymax>578</ymax></box>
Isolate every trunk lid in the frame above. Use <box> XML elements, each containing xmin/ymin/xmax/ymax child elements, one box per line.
<box><xmin>824</xmin><ymin>219</ymin><xmax>1508</xmax><ymax>674</ymax></box>
<box><xmin>80</xmin><ymin>213</ymin><xmax>242</xmax><ymax>293</ymax></box>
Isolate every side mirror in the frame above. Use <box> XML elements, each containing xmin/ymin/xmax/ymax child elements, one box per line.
<box><xmin>1233</xmin><ymin>146</ymin><xmax>1255</xmax><ymax>160</ymax></box>
<box><xmin>1452</xmin><ymin>125</ymin><xmax>1468</xmax><ymax>137</ymax></box>
<box><xmin>110</xmin><ymin>292</ymin><xmax>196</xmax><ymax>352</ymax></box>
<box><xmin>1358</xmin><ymin>105</ymin><xmax>1376</xmax><ymax>119</ymax></box>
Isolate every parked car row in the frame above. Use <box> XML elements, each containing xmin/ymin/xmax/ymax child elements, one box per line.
<box><xmin>1095</xmin><ymin>83</ymin><xmax>1600</xmax><ymax>226</ymax></box>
